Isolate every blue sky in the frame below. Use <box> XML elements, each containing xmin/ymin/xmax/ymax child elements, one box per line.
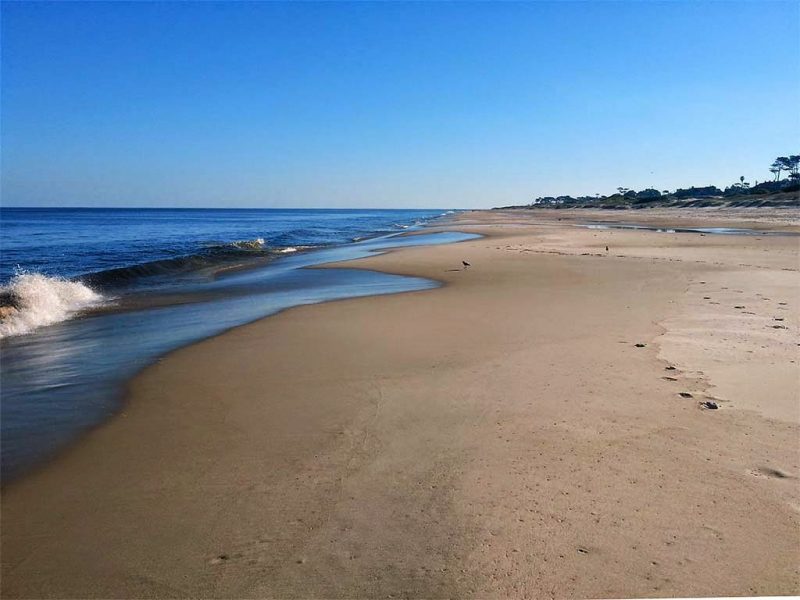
<box><xmin>2</xmin><ymin>1</ymin><xmax>798</xmax><ymax>209</ymax></box>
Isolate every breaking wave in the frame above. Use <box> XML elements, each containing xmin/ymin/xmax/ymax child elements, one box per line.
<box><xmin>80</xmin><ymin>238</ymin><xmax>272</xmax><ymax>288</ymax></box>
<box><xmin>0</xmin><ymin>272</ymin><xmax>103</xmax><ymax>339</ymax></box>
<box><xmin>0</xmin><ymin>238</ymin><xmax>272</xmax><ymax>336</ymax></box>
<box><xmin>230</xmin><ymin>238</ymin><xmax>266</xmax><ymax>250</ymax></box>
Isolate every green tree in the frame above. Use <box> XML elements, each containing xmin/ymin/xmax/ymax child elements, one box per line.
<box><xmin>775</xmin><ymin>156</ymin><xmax>799</xmax><ymax>178</ymax></box>
<box><xmin>788</xmin><ymin>155</ymin><xmax>800</xmax><ymax>177</ymax></box>
<box><xmin>770</xmin><ymin>160</ymin><xmax>783</xmax><ymax>181</ymax></box>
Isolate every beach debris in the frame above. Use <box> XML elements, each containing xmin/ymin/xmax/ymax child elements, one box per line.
<box><xmin>679</xmin><ymin>392</ymin><xmax>693</xmax><ymax>398</ymax></box>
<box><xmin>210</xmin><ymin>554</ymin><xmax>230</xmax><ymax>565</ymax></box>
<box><xmin>577</xmin><ymin>547</ymin><xmax>589</xmax><ymax>555</ymax></box>
<box><xmin>734</xmin><ymin>305</ymin><xmax>745</xmax><ymax>309</ymax></box>
<box><xmin>665</xmin><ymin>366</ymin><xmax>677</xmax><ymax>371</ymax></box>
<box><xmin>774</xmin><ymin>317</ymin><xmax>784</xmax><ymax>321</ymax></box>
<box><xmin>700</xmin><ymin>401</ymin><xmax>719</xmax><ymax>410</ymax></box>
<box><xmin>634</xmin><ymin>343</ymin><xmax>646</xmax><ymax>348</ymax></box>
<box><xmin>703</xmin><ymin>296</ymin><xmax>711</xmax><ymax>299</ymax></box>
<box><xmin>771</xmin><ymin>325</ymin><xmax>787</xmax><ymax>329</ymax></box>
<box><xmin>662</xmin><ymin>376</ymin><xmax>678</xmax><ymax>381</ymax></box>
<box><xmin>462</xmin><ymin>260</ymin><xmax>471</xmax><ymax>270</ymax></box>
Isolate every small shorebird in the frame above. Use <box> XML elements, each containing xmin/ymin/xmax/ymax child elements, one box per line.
<box><xmin>462</xmin><ymin>260</ymin><xmax>471</xmax><ymax>269</ymax></box>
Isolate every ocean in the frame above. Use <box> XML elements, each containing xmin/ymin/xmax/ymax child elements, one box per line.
<box><xmin>0</xmin><ymin>208</ymin><xmax>476</xmax><ymax>481</ymax></box>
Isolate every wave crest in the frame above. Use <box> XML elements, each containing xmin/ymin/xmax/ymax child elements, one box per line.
<box><xmin>81</xmin><ymin>240</ymin><xmax>272</xmax><ymax>288</ymax></box>
<box><xmin>0</xmin><ymin>272</ymin><xmax>103</xmax><ymax>338</ymax></box>
<box><xmin>229</xmin><ymin>238</ymin><xmax>266</xmax><ymax>251</ymax></box>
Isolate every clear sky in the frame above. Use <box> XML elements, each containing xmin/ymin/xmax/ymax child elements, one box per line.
<box><xmin>2</xmin><ymin>1</ymin><xmax>798</xmax><ymax>209</ymax></box>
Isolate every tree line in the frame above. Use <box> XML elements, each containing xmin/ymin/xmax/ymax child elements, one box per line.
<box><xmin>526</xmin><ymin>153</ymin><xmax>799</xmax><ymax>206</ymax></box>
<box><xmin>769</xmin><ymin>155</ymin><xmax>800</xmax><ymax>182</ymax></box>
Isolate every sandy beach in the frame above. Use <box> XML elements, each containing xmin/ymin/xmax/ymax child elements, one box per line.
<box><xmin>2</xmin><ymin>208</ymin><xmax>798</xmax><ymax>598</ymax></box>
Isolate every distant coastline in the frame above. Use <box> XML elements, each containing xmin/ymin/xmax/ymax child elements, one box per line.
<box><xmin>498</xmin><ymin>154</ymin><xmax>800</xmax><ymax>210</ymax></box>
<box><xmin>496</xmin><ymin>189</ymin><xmax>799</xmax><ymax>210</ymax></box>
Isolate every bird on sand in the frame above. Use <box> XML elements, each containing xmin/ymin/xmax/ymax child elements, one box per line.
<box><xmin>462</xmin><ymin>260</ymin><xmax>471</xmax><ymax>269</ymax></box>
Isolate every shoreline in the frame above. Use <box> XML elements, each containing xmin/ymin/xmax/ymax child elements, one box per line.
<box><xmin>0</xmin><ymin>227</ymin><xmax>476</xmax><ymax>484</ymax></box>
<box><xmin>478</xmin><ymin>206</ymin><xmax>800</xmax><ymax>231</ymax></box>
<box><xmin>2</xmin><ymin>208</ymin><xmax>798</xmax><ymax>598</ymax></box>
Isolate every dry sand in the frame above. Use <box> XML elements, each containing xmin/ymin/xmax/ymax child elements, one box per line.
<box><xmin>2</xmin><ymin>208</ymin><xmax>799</xmax><ymax>598</ymax></box>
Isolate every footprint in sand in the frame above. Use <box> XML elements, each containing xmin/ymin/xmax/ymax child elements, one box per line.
<box><xmin>750</xmin><ymin>467</ymin><xmax>793</xmax><ymax>480</ymax></box>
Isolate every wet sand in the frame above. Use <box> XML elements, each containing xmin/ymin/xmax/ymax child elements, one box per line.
<box><xmin>2</xmin><ymin>208</ymin><xmax>799</xmax><ymax>598</ymax></box>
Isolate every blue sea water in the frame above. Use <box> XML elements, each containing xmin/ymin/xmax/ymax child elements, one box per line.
<box><xmin>0</xmin><ymin>207</ymin><xmax>451</xmax><ymax>283</ymax></box>
<box><xmin>0</xmin><ymin>207</ymin><xmax>476</xmax><ymax>481</ymax></box>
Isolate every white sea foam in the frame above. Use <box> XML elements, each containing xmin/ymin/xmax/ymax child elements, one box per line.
<box><xmin>278</xmin><ymin>246</ymin><xmax>298</xmax><ymax>253</ymax></box>
<box><xmin>0</xmin><ymin>272</ymin><xmax>103</xmax><ymax>338</ymax></box>
<box><xmin>231</xmin><ymin>238</ymin><xmax>266</xmax><ymax>250</ymax></box>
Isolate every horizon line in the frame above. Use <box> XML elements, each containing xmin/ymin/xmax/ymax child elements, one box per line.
<box><xmin>0</xmin><ymin>205</ymin><xmax>464</xmax><ymax>211</ymax></box>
